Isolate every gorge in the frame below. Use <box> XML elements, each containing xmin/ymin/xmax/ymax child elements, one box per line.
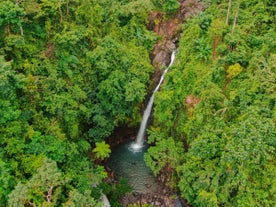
<box><xmin>130</xmin><ymin>51</ymin><xmax>176</xmax><ymax>152</ymax></box>
<box><xmin>1</xmin><ymin>1</ymin><xmax>274</xmax><ymax>206</ymax></box>
<box><xmin>108</xmin><ymin>51</ymin><xmax>181</xmax><ymax>206</ymax></box>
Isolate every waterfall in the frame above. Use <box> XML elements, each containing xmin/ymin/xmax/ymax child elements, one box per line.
<box><xmin>101</xmin><ymin>193</ymin><xmax>111</xmax><ymax>207</ymax></box>
<box><xmin>130</xmin><ymin>51</ymin><xmax>176</xmax><ymax>152</ymax></box>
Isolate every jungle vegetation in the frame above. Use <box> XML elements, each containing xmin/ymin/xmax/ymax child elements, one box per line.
<box><xmin>0</xmin><ymin>0</ymin><xmax>156</xmax><ymax>206</ymax></box>
<box><xmin>145</xmin><ymin>0</ymin><xmax>276</xmax><ymax>207</ymax></box>
<box><xmin>0</xmin><ymin>0</ymin><xmax>275</xmax><ymax>206</ymax></box>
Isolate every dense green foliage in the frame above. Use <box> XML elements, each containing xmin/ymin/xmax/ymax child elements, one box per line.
<box><xmin>152</xmin><ymin>0</ymin><xmax>180</xmax><ymax>14</ymax></box>
<box><xmin>0</xmin><ymin>0</ymin><xmax>156</xmax><ymax>206</ymax></box>
<box><xmin>145</xmin><ymin>0</ymin><xmax>276</xmax><ymax>206</ymax></box>
<box><xmin>1</xmin><ymin>0</ymin><xmax>275</xmax><ymax>206</ymax></box>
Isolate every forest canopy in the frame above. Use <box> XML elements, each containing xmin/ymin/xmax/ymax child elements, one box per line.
<box><xmin>0</xmin><ymin>0</ymin><xmax>156</xmax><ymax>206</ymax></box>
<box><xmin>0</xmin><ymin>0</ymin><xmax>275</xmax><ymax>206</ymax></box>
<box><xmin>145</xmin><ymin>0</ymin><xmax>276</xmax><ymax>206</ymax></box>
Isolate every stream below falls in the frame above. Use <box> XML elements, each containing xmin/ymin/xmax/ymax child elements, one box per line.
<box><xmin>107</xmin><ymin>142</ymin><xmax>161</xmax><ymax>193</ymax></box>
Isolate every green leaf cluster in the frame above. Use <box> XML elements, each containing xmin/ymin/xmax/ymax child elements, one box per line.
<box><xmin>0</xmin><ymin>0</ymin><xmax>158</xmax><ymax>206</ymax></box>
<box><xmin>146</xmin><ymin>1</ymin><xmax>276</xmax><ymax>206</ymax></box>
<box><xmin>152</xmin><ymin>0</ymin><xmax>180</xmax><ymax>14</ymax></box>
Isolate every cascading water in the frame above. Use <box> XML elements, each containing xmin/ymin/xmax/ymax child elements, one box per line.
<box><xmin>108</xmin><ymin>51</ymin><xmax>177</xmax><ymax>194</ymax></box>
<box><xmin>130</xmin><ymin>51</ymin><xmax>176</xmax><ymax>152</ymax></box>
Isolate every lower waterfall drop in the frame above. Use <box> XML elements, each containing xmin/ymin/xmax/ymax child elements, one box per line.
<box><xmin>130</xmin><ymin>51</ymin><xmax>176</xmax><ymax>152</ymax></box>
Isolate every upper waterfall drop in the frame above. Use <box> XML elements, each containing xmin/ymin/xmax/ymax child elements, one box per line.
<box><xmin>130</xmin><ymin>51</ymin><xmax>176</xmax><ymax>152</ymax></box>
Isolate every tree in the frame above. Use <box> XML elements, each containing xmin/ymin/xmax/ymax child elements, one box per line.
<box><xmin>0</xmin><ymin>159</ymin><xmax>14</xmax><ymax>206</ymax></box>
<box><xmin>231</xmin><ymin>0</ymin><xmax>240</xmax><ymax>34</ymax></box>
<box><xmin>8</xmin><ymin>158</ymin><xmax>64</xmax><ymax>206</ymax></box>
<box><xmin>92</xmin><ymin>141</ymin><xmax>111</xmax><ymax>160</ymax></box>
<box><xmin>152</xmin><ymin>0</ymin><xmax>180</xmax><ymax>14</ymax></box>
<box><xmin>226</xmin><ymin>63</ymin><xmax>242</xmax><ymax>79</ymax></box>
<box><xmin>63</xmin><ymin>189</ymin><xmax>101</xmax><ymax>207</ymax></box>
<box><xmin>146</xmin><ymin>1</ymin><xmax>276</xmax><ymax>206</ymax></box>
<box><xmin>145</xmin><ymin>132</ymin><xmax>185</xmax><ymax>184</ymax></box>
<box><xmin>0</xmin><ymin>1</ymin><xmax>24</xmax><ymax>34</ymax></box>
<box><xmin>225</xmin><ymin>0</ymin><xmax>232</xmax><ymax>25</ymax></box>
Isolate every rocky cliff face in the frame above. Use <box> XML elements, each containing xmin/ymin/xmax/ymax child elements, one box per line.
<box><xmin>149</xmin><ymin>0</ymin><xmax>204</xmax><ymax>70</ymax></box>
<box><xmin>105</xmin><ymin>2</ymin><xmax>205</xmax><ymax>206</ymax></box>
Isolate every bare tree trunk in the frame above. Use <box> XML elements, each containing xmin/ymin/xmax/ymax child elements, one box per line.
<box><xmin>213</xmin><ymin>35</ymin><xmax>219</xmax><ymax>60</ymax></box>
<box><xmin>232</xmin><ymin>1</ymin><xmax>240</xmax><ymax>34</ymax></box>
<box><xmin>6</xmin><ymin>25</ymin><xmax>11</xmax><ymax>35</ymax></box>
<box><xmin>28</xmin><ymin>202</ymin><xmax>37</xmax><ymax>207</ymax></box>
<box><xmin>66</xmin><ymin>0</ymin><xmax>70</xmax><ymax>18</ymax></box>
<box><xmin>15</xmin><ymin>0</ymin><xmax>24</xmax><ymax>36</ymax></box>
<box><xmin>59</xmin><ymin>0</ymin><xmax>63</xmax><ymax>23</ymax></box>
<box><xmin>226</xmin><ymin>0</ymin><xmax>232</xmax><ymax>25</ymax></box>
<box><xmin>46</xmin><ymin>186</ymin><xmax>54</xmax><ymax>203</ymax></box>
<box><xmin>19</xmin><ymin>25</ymin><xmax>24</xmax><ymax>36</ymax></box>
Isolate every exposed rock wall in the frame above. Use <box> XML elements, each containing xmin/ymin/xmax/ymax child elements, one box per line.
<box><xmin>149</xmin><ymin>0</ymin><xmax>204</xmax><ymax>70</ymax></box>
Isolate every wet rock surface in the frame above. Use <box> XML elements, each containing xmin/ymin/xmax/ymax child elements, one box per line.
<box><xmin>105</xmin><ymin>126</ymin><xmax>137</xmax><ymax>148</ymax></box>
<box><xmin>149</xmin><ymin>0</ymin><xmax>204</xmax><ymax>76</ymax></box>
<box><xmin>105</xmin><ymin>166</ymin><xmax>190</xmax><ymax>207</ymax></box>
<box><xmin>104</xmin><ymin>1</ymin><xmax>205</xmax><ymax>206</ymax></box>
<box><xmin>119</xmin><ymin>187</ymin><xmax>190</xmax><ymax>207</ymax></box>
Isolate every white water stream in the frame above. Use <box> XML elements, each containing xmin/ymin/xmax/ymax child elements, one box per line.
<box><xmin>130</xmin><ymin>51</ymin><xmax>176</xmax><ymax>152</ymax></box>
<box><xmin>108</xmin><ymin>51</ymin><xmax>178</xmax><ymax>196</ymax></box>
